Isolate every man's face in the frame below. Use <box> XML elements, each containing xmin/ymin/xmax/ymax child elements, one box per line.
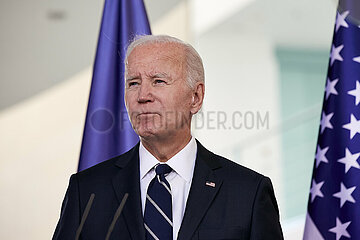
<box><xmin>125</xmin><ymin>42</ymin><xmax>194</xmax><ymax>141</ymax></box>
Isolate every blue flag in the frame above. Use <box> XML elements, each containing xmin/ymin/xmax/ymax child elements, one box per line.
<box><xmin>304</xmin><ymin>2</ymin><xmax>360</xmax><ymax>240</ymax></box>
<box><xmin>78</xmin><ymin>0</ymin><xmax>151</xmax><ymax>171</ymax></box>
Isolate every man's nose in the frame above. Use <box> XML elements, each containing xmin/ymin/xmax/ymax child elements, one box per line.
<box><xmin>137</xmin><ymin>82</ymin><xmax>154</xmax><ymax>103</ymax></box>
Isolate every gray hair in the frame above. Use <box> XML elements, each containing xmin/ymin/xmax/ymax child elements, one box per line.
<box><xmin>125</xmin><ymin>35</ymin><xmax>205</xmax><ymax>89</ymax></box>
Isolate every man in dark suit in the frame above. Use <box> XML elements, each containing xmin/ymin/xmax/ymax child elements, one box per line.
<box><xmin>53</xmin><ymin>35</ymin><xmax>283</xmax><ymax>240</ymax></box>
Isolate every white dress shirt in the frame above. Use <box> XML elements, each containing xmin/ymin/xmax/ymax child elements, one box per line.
<box><xmin>139</xmin><ymin>137</ymin><xmax>197</xmax><ymax>240</ymax></box>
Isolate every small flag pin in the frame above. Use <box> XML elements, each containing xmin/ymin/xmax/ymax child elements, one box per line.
<box><xmin>205</xmin><ymin>181</ymin><xmax>216</xmax><ymax>187</ymax></box>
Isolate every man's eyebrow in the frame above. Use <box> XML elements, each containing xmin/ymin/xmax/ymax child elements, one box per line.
<box><xmin>126</xmin><ymin>76</ymin><xmax>139</xmax><ymax>81</ymax></box>
<box><xmin>151</xmin><ymin>73</ymin><xmax>171</xmax><ymax>79</ymax></box>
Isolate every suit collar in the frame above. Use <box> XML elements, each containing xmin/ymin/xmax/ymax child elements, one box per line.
<box><xmin>177</xmin><ymin>140</ymin><xmax>223</xmax><ymax>240</ymax></box>
<box><xmin>112</xmin><ymin>142</ymin><xmax>146</xmax><ymax>240</ymax></box>
<box><xmin>114</xmin><ymin>142</ymin><xmax>140</xmax><ymax>168</ymax></box>
<box><xmin>194</xmin><ymin>139</ymin><xmax>222</xmax><ymax>170</ymax></box>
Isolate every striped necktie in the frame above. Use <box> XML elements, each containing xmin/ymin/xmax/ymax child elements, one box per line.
<box><xmin>144</xmin><ymin>164</ymin><xmax>173</xmax><ymax>240</ymax></box>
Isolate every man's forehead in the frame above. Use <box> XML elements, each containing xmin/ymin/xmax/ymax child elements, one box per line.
<box><xmin>130</xmin><ymin>42</ymin><xmax>185</xmax><ymax>58</ymax></box>
<box><xmin>127</xmin><ymin>43</ymin><xmax>186</xmax><ymax>70</ymax></box>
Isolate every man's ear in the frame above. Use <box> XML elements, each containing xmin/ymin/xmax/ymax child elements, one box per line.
<box><xmin>190</xmin><ymin>82</ymin><xmax>205</xmax><ymax>114</ymax></box>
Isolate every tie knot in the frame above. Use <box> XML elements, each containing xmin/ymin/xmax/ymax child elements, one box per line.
<box><xmin>155</xmin><ymin>164</ymin><xmax>172</xmax><ymax>176</ymax></box>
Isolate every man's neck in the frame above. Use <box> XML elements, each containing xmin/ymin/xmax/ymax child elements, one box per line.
<box><xmin>140</xmin><ymin>134</ymin><xmax>192</xmax><ymax>162</ymax></box>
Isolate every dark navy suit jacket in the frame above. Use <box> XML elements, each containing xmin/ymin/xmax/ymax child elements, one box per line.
<box><xmin>53</xmin><ymin>140</ymin><xmax>283</xmax><ymax>240</ymax></box>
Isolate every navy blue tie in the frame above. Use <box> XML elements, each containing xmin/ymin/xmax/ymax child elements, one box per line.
<box><xmin>144</xmin><ymin>164</ymin><xmax>173</xmax><ymax>240</ymax></box>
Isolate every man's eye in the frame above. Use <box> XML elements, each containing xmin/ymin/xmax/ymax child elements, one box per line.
<box><xmin>154</xmin><ymin>79</ymin><xmax>166</xmax><ymax>84</ymax></box>
<box><xmin>128</xmin><ymin>82</ymin><xmax>139</xmax><ymax>87</ymax></box>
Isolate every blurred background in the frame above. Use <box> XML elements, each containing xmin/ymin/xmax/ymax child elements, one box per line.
<box><xmin>0</xmin><ymin>0</ymin><xmax>337</xmax><ymax>239</ymax></box>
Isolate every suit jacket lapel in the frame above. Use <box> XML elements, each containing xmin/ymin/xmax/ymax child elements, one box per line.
<box><xmin>177</xmin><ymin>141</ymin><xmax>223</xmax><ymax>240</ymax></box>
<box><xmin>112</xmin><ymin>143</ymin><xmax>146</xmax><ymax>240</ymax></box>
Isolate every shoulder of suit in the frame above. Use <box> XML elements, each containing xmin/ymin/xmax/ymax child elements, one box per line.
<box><xmin>214</xmin><ymin>152</ymin><xmax>264</xmax><ymax>179</ymax></box>
<box><xmin>75</xmin><ymin>144</ymin><xmax>139</xmax><ymax>180</ymax></box>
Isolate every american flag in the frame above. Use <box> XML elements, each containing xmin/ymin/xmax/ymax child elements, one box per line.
<box><xmin>303</xmin><ymin>3</ymin><xmax>360</xmax><ymax>240</ymax></box>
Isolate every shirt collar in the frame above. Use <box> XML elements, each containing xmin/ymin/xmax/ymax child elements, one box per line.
<box><xmin>139</xmin><ymin>137</ymin><xmax>197</xmax><ymax>183</ymax></box>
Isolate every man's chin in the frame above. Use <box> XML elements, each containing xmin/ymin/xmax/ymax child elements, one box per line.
<box><xmin>136</xmin><ymin>127</ymin><xmax>174</xmax><ymax>142</ymax></box>
<box><xmin>135</xmin><ymin>127</ymin><xmax>159</xmax><ymax>139</ymax></box>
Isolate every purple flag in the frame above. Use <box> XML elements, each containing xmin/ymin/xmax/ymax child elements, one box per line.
<box><xmin>78</xmin><ymin>0</ymin><xmax>151</xmax><ymax>171</ymax></box>
<box><xmin>304</xmin><ymin>1</ymin><xmax>360</xmax><ymax>239</ymax></box>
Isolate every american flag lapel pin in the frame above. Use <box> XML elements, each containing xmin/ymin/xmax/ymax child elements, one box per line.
<box><xmin>205</xmin><ymin>181</ymin><xmax>216</xmax><ymax>188</ymax></box>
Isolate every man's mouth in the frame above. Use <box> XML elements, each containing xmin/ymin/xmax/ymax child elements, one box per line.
<box><xmin>137</xmin><ymin>112</ymin><xmax>160</xmax><ymax>117</ymax></box>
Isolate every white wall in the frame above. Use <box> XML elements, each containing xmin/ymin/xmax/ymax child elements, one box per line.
<box><xmin>0</xmin><ymin>68</ymin><xmax>91</xmax><ymax>239</ymax></box>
